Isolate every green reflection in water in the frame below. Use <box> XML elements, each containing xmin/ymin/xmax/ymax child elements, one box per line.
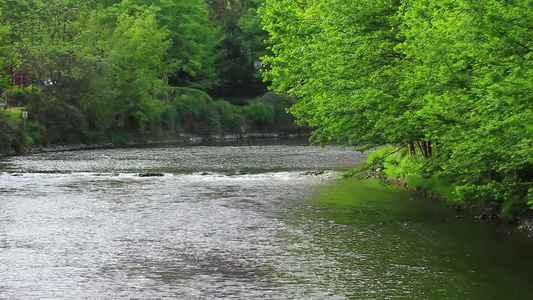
<box><xmin>297</xmin><ymin>178</ymin><xmax>533</xmax><ymax>299</ymax></box>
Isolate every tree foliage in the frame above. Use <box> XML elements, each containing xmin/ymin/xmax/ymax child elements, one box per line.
<box><xmin>261</xmin><ymin>0</ymin><xmax>533</xmax><ymax>216</ymax></box>
<box><xmin>103</xmin><ymin>5</ymin><xmax>174</xmax><ymax>129</ymax></box>
<box><xmin>0</xmin><ymin>0</ymin><xmax>297</xmax><ymax>154</ymax></box>
<box><xmin>206</xmin><ymin>0</ymin><xmax>270</xmax><ymax>98</ymax></box>
<box><xmin>100</xmin><ymin>0</ymin><xmax>221</xmax><ymax>89</ymax></box>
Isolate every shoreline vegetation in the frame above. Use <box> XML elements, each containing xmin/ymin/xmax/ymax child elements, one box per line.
<box><xmin>344</xmin><ymin>146</ymin><xmax>533</xmax><ymax>237</ymax></box>
<box><xmin>0</xmin><ymin>132</ymin><xmax>311</xmax><ymax>158</ymax></box>
<box><xmin>260</xmin><ymin>0</ymin><xmax>533</xmax><ymax>229</ymax></box>
<box><xmin>0</xmin><ymin>89</ymin><xmax>310</xmax><ymax>156</ymax></box>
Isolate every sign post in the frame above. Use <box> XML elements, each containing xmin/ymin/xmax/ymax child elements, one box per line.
<box><xmin>22</xmin><ymin>111</ymin><xmax>28</xmax><ymax>132</ymax></box>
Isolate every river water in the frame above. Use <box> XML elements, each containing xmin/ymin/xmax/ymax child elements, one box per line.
<box><xmin>0</xmin><ymin>141</ymin><xmax>532</xmax><ymax>299</ymax></box>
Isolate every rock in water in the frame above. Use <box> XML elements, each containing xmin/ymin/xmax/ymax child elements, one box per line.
<box><xmin>301</xmin><ymin>170</ymin><xmax>325</xmax><ymax>176</ymax></box>
<box><xmin>137</xmin><ymin>173</ymin><xmax>164</xmax><ymax>177</ymax></box>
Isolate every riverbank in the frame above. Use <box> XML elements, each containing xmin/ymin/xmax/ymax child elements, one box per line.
<box><xmin>345</xmin><ymin>146</ymin><xmax>533</xmax><ymax>237</ymax></box>
<box><xmin>0</xmin><ymin>132</ymin><xmax>312</xmax><ymax>158</ymax></box>
<box><xmin>0</xmin><ymin>87</ymin><xmax>313</xmax><ymax>158</ymax></box>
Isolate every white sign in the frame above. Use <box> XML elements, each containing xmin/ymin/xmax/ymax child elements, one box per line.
<box><xmin>22</xmin><ymin>111</ymin><xmax>28</xmax><ymax>119</ymax></box>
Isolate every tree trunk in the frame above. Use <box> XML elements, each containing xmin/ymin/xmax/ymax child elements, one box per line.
<box><xmin>417</xmin><ymin>141</ymin><xmax>426</xmax><ymax>158</ymax></box>
<box><xmin>488</xmin><ymin>169</ymin><xmax>496</xmax><ymax>182</ymax></box>
<box><xmin>408</xmin><ymin>141</ymin><xmax>416</xmax><ymax>156</ymax></box>
<box><xmin>417</xmin><ymin>140</ymin><xmax>432</xmax><ymax>158</ymax></box>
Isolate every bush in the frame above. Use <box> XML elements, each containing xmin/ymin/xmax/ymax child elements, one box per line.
<box><xmin>2</xmin><ymin>88</ymin><xmax>31</xmax><ymax>107</ymax></box>
<box><xmin>0</xmin><ymin>121</ymin><xmax>25</xmax><ymax>153</ymax></box>
<box><xmin>159</xmin><ymin>87</ymin><xmax>248</xmax><ymax>137</ymax></box>
<box><xmin>25</xmin><ymin>135</ymin><xmax>35</xmax><ymax>148</ymax></box>
<box><xmin>249</xmin><ymin>92</ymin><xmax>297</xmax><ymax>130</ymax></box>
<box><xmin>343</xmin><ymin>146</ymin><xmax>396</xmax><ymax>178</ymax></box>
<box><xmin>212</xmin><ymin>100</ymin><xmax>248</xmax><ymax>135</ymax></box>
<box><xmin>0</xmin><ymin>109</ymin><xmax>23</xmax><ymax>126</ymax></box>
<box><xmin>82</xmin><ymin>129</ymin><xmax>106</xmax><ymax>145</ymax></box>
<box><xmin>27</xmin><ymin>93</ymin><xmax>87</xmax><ymax>144</ymax></box>
<box><xmin>26</xmin><ymin>121</ymin><xmax>47</xmax><ymax>147</ymax></box>
<box><xmin>152</xmin><ymin>89</ymin><xmax>298</xmax><ymax>137</ymax></box>
<box><xmin>243</xmin><ymin>100</ymin><xmax>276</xmax><ymax>130</ymax></box>
<box><xmin>255</xmin><ymin>92</ymin><xmax>296</xmax><ymax>119</ymax></box>
<box><xmin>502</xmin><ymin>197</ymin><xmax>528</xmax><ymax>217</ymax></box>
<box><xmin>109</xmin><ymin>132</ymin><xmax>127</xmax><ymax>144</ymax></box>
<box><xmin>345</xmin><ymin>145</ymin><xmax>460</xmax><ymax>204</ymax></box>
<box><xmin>163</xmin><ymin>87</ymin><xmax>214</xmax><ymax>134</ymax></box>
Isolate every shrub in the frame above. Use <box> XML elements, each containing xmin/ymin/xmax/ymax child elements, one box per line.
<box><xmin>243</xmin><ymin>100</ymin><xmax>276</xmax><ymax>130</ymax></box>
<box><xmin>0</xmin><ymin>109</ymin><xmax>23</xmax><ymax>126</ymax></box>
<box><xmin>2</xmin><ymin>88</ymin><xmax>31</xmax><ymax>107</ymax></box>
<box><xmin>255</xmin><ymin>92</ymin><xmax>296</xmax><ymax>121</ymax></box>
<box><xmin>109</xmin><ymin>132</ymin><xmax>127</xmax><ymax>144</ymax></box>
<box><xmin>211</xmin><ymin>100</ymin><xmax>245</xmax><ymax>134</ymax></box>
<box><xmin>26</xmin><ymin>121</ymin><xmax>46</xmax><ymax>147</ymax></box>
<box><xmin>153</xmin><ymin>89</ymin><xmax>298</xmax><ymax>137</ymax></box>
<box><xmin>0</xmin><ymin>121</ymin><xmax>25</xmax><ymax>153</ymax></box>
<box><xmin>27</xmin><ymin>93</ymin><xmax>87</xmax><ymax>144</ymax></box>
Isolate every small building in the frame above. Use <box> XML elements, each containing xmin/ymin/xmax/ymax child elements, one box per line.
<box><xmin>12</xmin><ymin>68</ymin><xmax>31</xmax><ymax>88</ymax></box>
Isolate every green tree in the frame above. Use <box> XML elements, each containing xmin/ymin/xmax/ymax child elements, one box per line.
<box><xmin>397</xmin><ymin>0</ymin><xmax>533</xmax><ymax>213</ymax></box>
<box><xmin>101</xmin><ymin>0</ymin><xmax>221</xmax><ymax>90</ymax></box>
<box><xmin>261</xmin><ymin>0</ymin><xmax>533</xmax><ymax>216</ymax></box>
<box><xmin>102</xmin><ymin>5</ymin><xmax>175</xmax><ymax>130</ymax></box>
<box><xmin>261</xmin><ymin>0</ymin><xmax>407</xmax><ymax>146</ymax></box>
<box><xmin>0</xmin><ymin>8</ymin><xmax>10</xmax><ymax>89</ymax></box>
<box><xmin>1</xmin><ymin>0</ymin><xmax>95</xmax><ymax>90</ymax></box>
<box><xmin>207</xmin><ymin>0</ymin><xmax>269</xmax><ymax>98</ymax></box>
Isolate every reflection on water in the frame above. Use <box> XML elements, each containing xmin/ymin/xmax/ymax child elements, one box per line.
<box><xmin>0</xmin><ymin>142</ymin><xmax>532</xmax><ymax>299</ymax></box>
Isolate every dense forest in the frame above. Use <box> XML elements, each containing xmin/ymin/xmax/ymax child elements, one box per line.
<box><xmin>261</xmin><ymin>0</ymin><xmax>533</xmax><ymax>218</ymax></box>
<box><xmin>0</xmin><ymin>0</ymin><xmax>297</xmax><ymax>152</ymax></box>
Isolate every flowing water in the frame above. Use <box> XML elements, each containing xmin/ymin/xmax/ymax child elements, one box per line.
<box><xmin>0</xmin><ymin>141</ymin><xmax>532</xmax><ymax>299</ymax></box>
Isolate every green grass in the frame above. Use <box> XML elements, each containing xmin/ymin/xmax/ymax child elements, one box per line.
<box><xmin>0</xmin><ymin>109</ymin><xmax>24</xmax><ymax>126</ymax></box>
<box><xmin>346</xmin><ymin>145</ymin><xmax>460</xmax><ymax>204</ymax></box>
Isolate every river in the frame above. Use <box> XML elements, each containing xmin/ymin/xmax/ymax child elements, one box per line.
<box><xmin>1</xmin><ymin>140</ymin><xmax>532</xmax><ymax>299</ymax></box>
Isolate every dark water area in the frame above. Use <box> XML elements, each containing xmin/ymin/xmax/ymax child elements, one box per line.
<box><xmin>0</xmin><ymin>141</ymin><xmax>532</xmax><ymax>299</ymax></box>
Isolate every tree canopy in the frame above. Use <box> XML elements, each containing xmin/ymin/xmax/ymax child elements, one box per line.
<box><xmin>261</xmin><ymin>0</ymin><xmax>533</xmax><ymax>216</ymax></box>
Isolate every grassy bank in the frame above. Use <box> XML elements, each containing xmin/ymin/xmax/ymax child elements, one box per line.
<box><xmin>345</xmin><ymin>146</ymin><xmax>533</xmax><ymax>222</ymax></box>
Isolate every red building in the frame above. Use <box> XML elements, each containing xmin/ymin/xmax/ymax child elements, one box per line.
<box><xmin>12</xmin><ymin>68</ymin><xmax>31</xmax><ymax>88</ymax></box>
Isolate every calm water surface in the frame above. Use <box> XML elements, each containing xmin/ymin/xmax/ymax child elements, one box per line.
<box><xmin>0</xmin><ymin>141</ymin><xmax>532</xmax><ymax>299</ymax></box>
